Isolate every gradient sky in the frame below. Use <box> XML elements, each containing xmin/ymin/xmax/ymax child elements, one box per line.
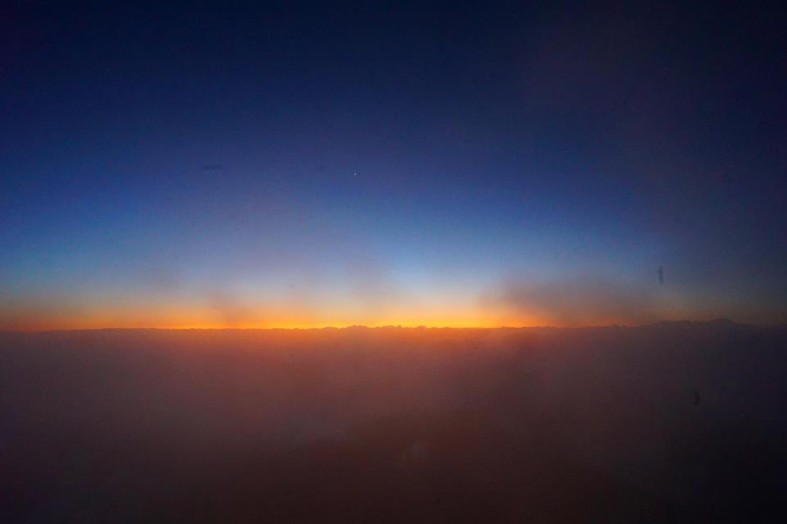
<box><xmin>2</xmin><ymin>1</ymin><xmax>785</xmax><ymax>329</ymax></box>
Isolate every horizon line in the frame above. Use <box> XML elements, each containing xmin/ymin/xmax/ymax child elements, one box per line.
<box><xmin>1</xmin><ymin>318</ymin><xmax>767</xmax><ymax>334</ymax></box>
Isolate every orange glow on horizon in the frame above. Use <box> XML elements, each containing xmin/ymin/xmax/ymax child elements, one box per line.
<box><xmin>3</xmin><ymin>317</ymin><xmax>548</xmax><ymax>332</ymax></box>
<box><xmin>2</xmin><ymin>295</ymin><xmax>555</xmax><ymax>331</ymax></box>
<box><xmin>1</xmin><ymin>305</ymin><xmax>551</xmax><ymax>331</ymax></box>
<box><xmin>2</xmin><ymin>297</ymin><xmax>704</xmax><ymax>331</ymax></box>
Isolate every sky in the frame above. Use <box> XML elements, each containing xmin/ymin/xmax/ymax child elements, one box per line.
<box><xmin>1</xmin><ymin>1</ymin><xmax>785</xmax><ymax>329</ymax></box>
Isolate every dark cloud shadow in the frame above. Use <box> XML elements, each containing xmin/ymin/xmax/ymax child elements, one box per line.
<box><xmin>490</xmin><ymin>274</ymin><xmax>662</xmax><ymax>325</ymax></box>
<box><xmin>207</xmin><ymin>290</ymin><xmax>260</xmax><ymax>327</ymax></box>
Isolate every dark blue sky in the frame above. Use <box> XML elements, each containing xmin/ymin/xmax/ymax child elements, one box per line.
<box><xmin>2</xmin><ymin>1</ymin><xmax>785</xmax><ymax>328</ymax></box>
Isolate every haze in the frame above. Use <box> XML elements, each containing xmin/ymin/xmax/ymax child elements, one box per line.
<box><xmin>3</xmin><ymin>324</ymin><xmax>786</xmax><ymax>522</ymax></box>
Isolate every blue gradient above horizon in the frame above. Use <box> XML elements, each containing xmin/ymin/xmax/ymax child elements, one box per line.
<box><xmin>2</xmin><ymin>2</ymin><xmax>785</xmax><ymax>328</ymax></box>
